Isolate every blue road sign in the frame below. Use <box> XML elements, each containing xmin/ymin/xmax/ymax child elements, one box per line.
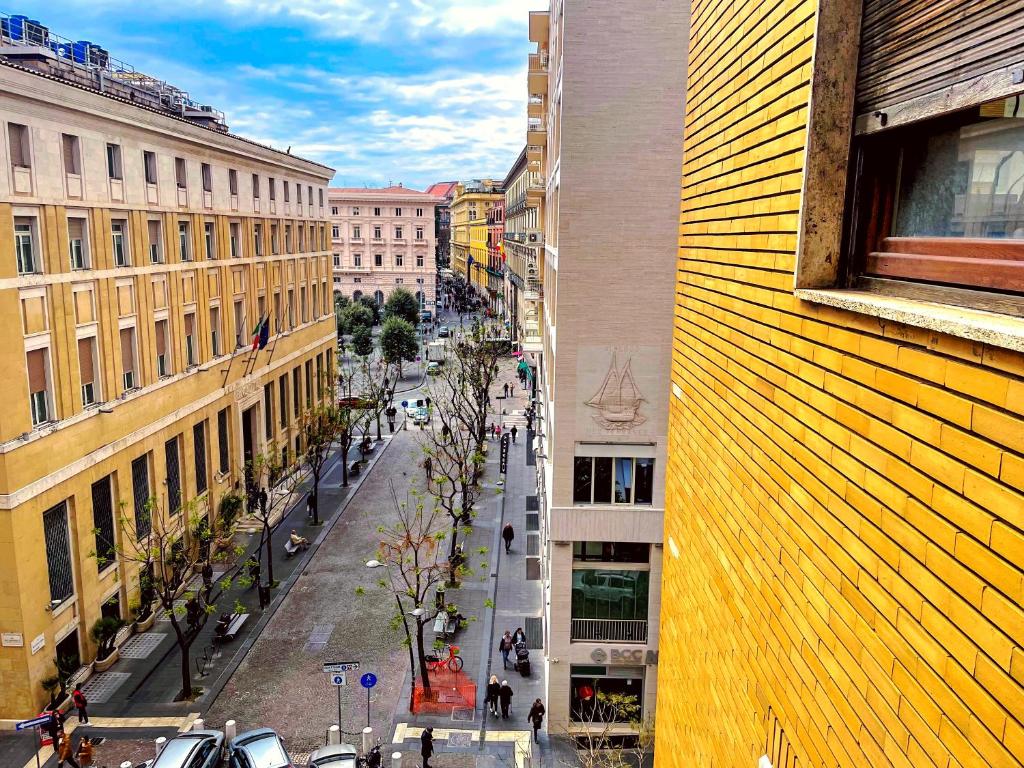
<box><xmin>401</xmin><ymin>400</ymin><xmax>408</xmax><ymax>408</ymax></box>
<box><xmin>16</xmin><ymin>714</ymin><xmax>52</xmax><ymax>730</ymax></box>
<box><xmin>360</xmin><ymin>672</ymin><xmax>378</xmax><ymax>689</ymax></box>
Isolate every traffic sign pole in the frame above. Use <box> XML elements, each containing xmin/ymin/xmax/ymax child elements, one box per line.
<box><xmin>338</xmin><ymin>684</ymin><xmax>342</xmax><ymax>732</ymax></box>
<box><xmin>359</xmin><ymin>673</ymin><xmax>378</xmax><ymax>730</ymax></box>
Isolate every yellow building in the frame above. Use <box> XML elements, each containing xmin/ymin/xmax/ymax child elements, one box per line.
<box><xmin>659</xmin><ymin>1</ymin><xmax>1024</xmax><ymax>767</ymax></box>
<box><xmin>449</xmin><ymin>180</ymin><xmax>502</xmax><ymax>295</ymax></box>
<box><xmin>0</xmin><ymin>53</ymin><xmax>334</xmax><ymax>718</ymax></box>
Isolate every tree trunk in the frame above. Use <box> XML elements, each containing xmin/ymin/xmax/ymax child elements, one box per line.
<box><xmin>416</xmin><ymin>618</ymin><xmax>431</xmax><ymax>690</ymax></box>
<box><xmin>312</xmin><ymin>471</ymin><xmax>321</xmax><ymax>525</ymax></box>
<box><xmin>264</xmin><ymin>519</ymin><xmax>275</xmax><ymax>587</ymax></box>
<box><xmin>169</xmin><ymin>616</ymin><xmax>192</xmax><ymax>700</ymax></box>
<box><xmin>341</xmin><ymin>435</ymin><xmax>350</xmax><ymax>487</ymax></box>
<box><xmin>376</xmin><ymin>413</ymin><xmax>382</xmax><ymax>441</ymax></box>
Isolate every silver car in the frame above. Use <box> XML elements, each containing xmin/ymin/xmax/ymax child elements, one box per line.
<box><xmin>228</xmin><ymin>728</ymin><xmax>295</xmax><ymax>768</ymax></box>
<box><xmin>307</xmin><ymin>743</ymin><xmax>358</xmax><ymax>768</ymax></box>
<box><xmin>145</xmin><ymin>730</ymin><xmax>224</xmax><ymax>768</ymax></box>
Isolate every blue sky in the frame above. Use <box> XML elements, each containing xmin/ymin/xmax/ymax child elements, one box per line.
<box><xmin>15</xmin><ymin>0</ymin><xmax>534</xmax><ymax>189</ymax></box>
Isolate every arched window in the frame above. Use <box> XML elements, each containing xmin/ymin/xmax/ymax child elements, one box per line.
<box><xmin>352</xmin><ymin>290</ymin><xmax>363</xmax><ymax>302</ymax></box>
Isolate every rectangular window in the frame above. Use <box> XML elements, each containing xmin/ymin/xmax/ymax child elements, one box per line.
<box><xmin>416</xmin><ymin>253</ymin><xmax>424</xmax><ymax>267</ymax></box>
<box><xmin>334</xmin><ymin>254</ymin><xmax>341</xmax><ymax>268</ymax></box>
<box><xmin>573</xmin><ymin>457</ymin><xmax>653</xmax><ymax>505</ymax></box>
<box><xmin>416</xmin><ymin>226</ymin><xmax>424</xmax><ymax>240</ymax></box>
<box><xmin>279</xmin><ymin>374</ymin><xmax>288</xmax><ymax>428</ymax></box>
<box><xmin>319</xmin><ymin>188</ymin><xmax>324</xmax><ymax>208</ymax></box>
<box><xmin>120</xmin><ymin>327</ymin><xmax>137</xmax><ymax>390</ymax></box>
<box><xmin>14</xmin><ymin>218</ymin><xmax>36</xmax><ymax>274</ymax></box>
<box><xmin>308</xmin><ymin>186</ymin><xmax>313</xmax><ymax>209</ymax></box>
<box><xmin>305</xmin><ymin>360</ymin><xmax>313</xmax><ymax>406</ymax></box>
<box><xmin>635</xmin><ymin>458</ymin><xmax>654</xmax><ymax>504</ymax></box>
<box><xmin>332</xmin><ymin>225</ymin><xmax>340</xmax><ymax>238</ymax></box>
<box><xmin>112</xmin><ymin>220</ymin><xmax>130</xmax><ymax>266</ymax></box>
<box><xmin>193</xmin><ymin>421</ymin><xmax>208</xmax><ymax>494</ymax></box>
<box><xmin>217</xmin><ymin>407</ymin><xmax>230</xmax><ymax>474</ymax></box>
<box><xmin>396</xmin><ymin>226</ymin><xmax>403</xmax><ymax>239</ymax></box>
<box><xmin>148</xmin><ymin>220</ymin><xmax>163</xmax><ymax>263</ymax></box>
<box><xmin>395</xmin><ymin>208</ymin><xmax>402</xmax><ymax>216</ymax></box>
<box><xmin>144</xmin><ymin>151</ymin><xmax>157</xmax><ymax>185</ymax></box>
<box><xmin>106</xmin><ymin>143</ymin><xmax>122</xmax><ymax>179</ymax></box>
<box><xmin>296</xmin><ymin>183</ymin><xmax>302</xmax><ymax>204</ymax></box>
<box><xmin>174</xmin><ymin>157</ymin><xmax>187</xmax><ymax>189</ymax></box>
<box><xmin>353</xmin><ymin>225</ymin><xmax>361</xmax><ymax>239</ymax></box>
<box><xmin>374</xmin><ymin>225</ymin><xmax>382</xmax><ymax>239</ymax></box>
<box><xmin>165</xmin><ymin>436</ymin><xmax>181</xmax><ymax>514</ymax></box>
<box><xmin>78</xmin><ymin>337</ymin><xmax>98</xmax><ymax>407</ymax></box>
<box><xmin>229</xmin><ymin>168</ymin><xmax>238</xmax><ymax>195</ymax></box>
<box><xmin>230</xmin><ymin>222</ymin><xmax>240</xmax><ymax>258</ymax></box>
<box><xmin>332</xmin><ymin>206</ymin><xmax>339</xmax><ymax>216</ymax></box>
<box><xmin>396</xmin><ymin>254</ymin><xmax>404</xmax><ymax>267</ymax></box>
<box><xmin>252</xmin><ymin>173</ymin><xmax>260</xmax><ymax>199</ymax></box>
<box><xmin>353</xmin><ymin>207</ymin><xmax>360</xmax><ymax>216</ymax></box>
<box><xmin>178</xmin><ymin>221</ymin><xmax>191</xmax><ymax>261</ymax></box>
<box><xmin>27</xmin><ymin>348</ymin><xmax>50</xmax><ymax>425</ymax></box>
<box><xmin>155</xmin><ymin>319</ymin><xmax>169</xmax><ymax>377</ymax></box>
<box><xmin>43</xmin><ymin>501</ymin><xmax>74</xmax><ymax>604</ymax></box>
<box><xmin>284</xmin><ymin>181</ymin><xmax>290</xmax><ymax>202</ymax></box>
<box><xmin>234</xmin><ymin>300</ymin><xmax>244</xmax><ymax>347</ymax></box>
<box><xmin>292</xmin><ymin>367</ymin><xmax>300</xmax><ymax>417</ymax></box>
<box><xmin>202</xmin><ymin>162</ymin><xmax>212</xmax><ymax>192</ymax></box>
<box><xmin>264</xmin><ymin>382</ymin><xmax>274</xmax><ymax>438</ymax></box>
<box><xmin>571</xmin><ymin>569</ymin><xmax>649</xmax><ymax>622</ymax></box>
<box><xmin>288</xmin><ymin>288</ymin><xmax>295</xmax><ymax>328</ymax></box>
<box><xmin>269</xmin><ymin>177</ymin><xmax>276</xmax><ymax>201</ymax></box>
<box><xmin>416</xmin><ymin>208</ymin><xmax>423</xmax><ymax>217</ymax></box>
<box><xmin>68</xmin><ymin>217</ymin><xmax>88</xmax><ymax>269</ymax></box>
<box><xmin>271</xmin><ymin>223</ymin><xmax>279</xmax><ymax>255</ymax></box>
<box><xmin>8</xmin><ymin>123</ymin><xmax>29</xmax><ymax>168</ymax></box>
<box><xmin>253</xmin><ymin>223</ymin><xmax>263</xmax><ymax>257</ymax></box>
<box><xmin>354</xmin><ymin>253</ymin><xmax>362</xmax><ymax>267</ymax></box>
<box><xmin>573</xmin><ymin>457</ymin><xmax>593</xmax><ymax>503</ymax></box>
<box><xmin>210</xmin><ymin>306</ymin><xmax>221</xmax><ymax>357</ymax></box>
<box><xmin>62</xmin><ymin>133</ymin><xmax>80</xmax><ymax>174</ymax></box>
<box><xmin>298</xmin><ymin>226</ymin><xmax>305</xmax><ymax>252</ymax></box>
<box><xmin>132</xmin><ymin>454</ymin><xmax>151</xmax><ymax>539</ymax></box>
<box><xmin>316</xmin><ymin>353</ymin><xmax>324</xmax><ymax>398</ymax></box>
<box><xmin>300</xmin><ymin>286</ymin><xmax>308</xmax><ymax>323</ymax></box>
<box><xmin>573</xmin><ymin>542</ymin><xmax>650</xmax><ymax>563</ymax></box>
<box><xmin>374</xmin><ymin>254</ymin><xmax>383</xmax><ymax>267</ymax></box>
<box><xmin>374</xmin><ymin>207</ymin><xmax>380</xmax><ymax>217</ymax></box>
<box><xmin>184</xmin><ymin>313</ymin><xmax>196</xmax><ymax>366</ymax></box>
<box><xmin>593</xmin><ymin>457</ymin><xmax>613</xmax><ymax>503</ymax></box>
<box><xmin>569</xmin><ymin>668</ymin><xmax>645</xmax><ymax>723</ymax></box>
<box><xmin>204</xmin><ymin>222</ymin><xmax>215</xmax><ymax>259</ymax></box>
<box><xmin>91</xmin><ymin>476</ymin><xmax>115</xmax><ymax>571</ymax></box>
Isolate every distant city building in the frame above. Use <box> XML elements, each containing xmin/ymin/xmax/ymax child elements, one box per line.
<box><xmin>486</xmin><ymin>198</ymin><xmax>505</xmax><ymax>317</ymax></box>
<box><xmin>425</xmin><ymin>181</ymin><xmax>456</xmax><ymax>269</ymax></box>
<box><xmin>450</xmin><ymin>179</ymin><xmax>503</xmax><ymax>301</ymax></box>
<box><xmin>501</xmin><ymin>146</ymin><xmax>543</xmax><ymax>347</ymax></box>
<box><xmin>329</xmin><ymin>186</ymin><xmax>442</xmax><ymax>310</ymax></box>
<box><xmin>0</xmin><ymin>12</ymin><xmax>335</xmax><ymax>717</ymax></box>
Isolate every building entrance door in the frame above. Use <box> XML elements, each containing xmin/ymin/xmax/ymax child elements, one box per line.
<box><xmin>55</xmin><ymin>629</ymin><xmax>80</xmax><ymax>673</ymax></box>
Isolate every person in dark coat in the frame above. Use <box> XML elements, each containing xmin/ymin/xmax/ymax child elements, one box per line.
<box><xmin>510</xmin><ymin>425</ymin><xmax>518</xmax><ymax>444</ymax></box>
<box><xmin>498</xmin><ymin>680</ymin><xmax>514</xmax><ymax>719</ymax></box>
<box><xmin>486</xmin><ymin>674</ymin><xmax>501</xmax><ymax>716</ymax></box>
<box><xmin>527</xmin><ymin>699</ymin><xmax>545</xmax><ymax>743</ymax></box>
<box><xmin>502</xmin><ymin>523</ymin><xmax>514</xmax><ymax>554</ymax></box>
<box><xmin>498</xmin><ymin>631</ymin><xmax>514</xmax><ymax>670</ymax></box>
<box><xmin>420</xmin><ymin>727</ymin><xmax>434</xmax><ymax>768</ymax></box>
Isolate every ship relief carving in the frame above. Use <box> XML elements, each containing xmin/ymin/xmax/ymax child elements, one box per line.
<box><xmin>585</xmin><ymin>351</ymin><xmax>646</xmax><ymax>431</ymax></box>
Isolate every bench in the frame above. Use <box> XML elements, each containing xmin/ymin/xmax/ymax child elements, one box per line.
<box><xmin>433</xmin><ymin>613</ymin><xmax>461</xmax><ymax>638</ymax></box>
<box><xmin>284</xmin><ymin>539</ymin><xmax>305</xmax><ymax>557</ymax></box>
<box><xmin>215</xmin><ymin>613</ymin><xmax>249</xmax><ymax>643</ymax></box>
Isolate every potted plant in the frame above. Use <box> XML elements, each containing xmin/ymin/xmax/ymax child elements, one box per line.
<box><xmin>132</xmin><ymin>570</ymin><xmax>157</xmax><ymax>633</ymax></box>
<box><xmin>90</xmin><ymin>616</ymin><xmax>125</xmax><ymax>671</ymax></box>
<box><xmin>41</xmin><ymin>654</ymin><xmax>79</xmax><ymax>712</ymax></box>
<box><xmin>216</xmin><ymin>492</ymin><xmax>244</xmax><ymax>551</ymax></box>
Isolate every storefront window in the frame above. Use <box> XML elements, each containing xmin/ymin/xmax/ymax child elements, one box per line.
<box><xmin>573</xmin><ymin>542</ymin><xmax>649</xmax><ymax>563</ymax></box>
<box><xmin>571</xmin><ymin>569</ymin><xmax>649</xmax><ymax>621</ymax></box>
<box><xmin>573</xmin><ymin>456</ymin><xmax>655</xmax><ymax>505</ymax></box>
<box><xmin>570</xmin><ymin>666</ymin><xmax>644</xmax><ymax>722</ymax></box>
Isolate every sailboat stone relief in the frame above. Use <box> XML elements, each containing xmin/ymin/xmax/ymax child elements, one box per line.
<box><xmin>585</xmin><ymin>351</ymin><xmax>647</xmax><ymax>431</ymax></box>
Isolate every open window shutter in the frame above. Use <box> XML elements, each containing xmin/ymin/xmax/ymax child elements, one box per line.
<box><xmin>185</xmin><ymin>314</ymin><xmax>194</xmax><ymax>336</ymax></box>
<box><xmin>78</xmin><ymin>338</ymin><xmax>94</xmax><ymax>385</ymax></box>
<box><xmin>155</xmin><ymin>321</ymin><xmax>167</xmax><ymax>356</ymax></box>
<box><xmin>148</xmin><ymin>220</ymin><xmax>159</xmax><ymax>244</ymax></box>
<box><xmin>68</xmin><ymin>218</ymin><xmax>84</xmax><ymax>240</ymax></box>
<box><xmin>120</xmin><ymin>328</ymin><xmax>134</xmax><ymax>373</ymax></box>
<box><xmin>27</xmin><ymin>349</ymin><xmax>45</xmax><ymax>393</ymax></box>
<box><xmin>856</xmin><ymin>0</ymin><xmax>1024</xmax><ymax>116</ymax></box>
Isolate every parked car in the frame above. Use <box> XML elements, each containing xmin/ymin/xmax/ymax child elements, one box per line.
<box><xmin>405</xmin><ymin>404</ymin><xmax>420</xmax><ymax>420</ymax></box>
<box><xmin>426</xmin><ymin>361</ymin><xmax>441</xmax><ymax>375</ymax></box>
<box><xmin>307</xmin><ymin>743</ymin><xmax>358</xmax><ymax>768</ymax></box>
<box><xmin>142</xmin><ymin>730</ymin><xmax>224</xmax><ymax>768</ymax></box>
<box><xmin>414</xmin><ymin>406</ymin><xmax>430</xmax><ymax>425</ymax></box>
<box><xmin>228</xmin><ymin>728</ymin><xmax>294</xmax><ymax>768</ymax></box>
<box><xmin>437</xmin><ymin>326</ymin><xmax>451</xmax><ymax>338</ymax></box>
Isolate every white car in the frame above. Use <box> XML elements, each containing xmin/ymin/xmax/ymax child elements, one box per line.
<box><xmin>405</xmin><ymin>405</ymin><xmax>419</xmax><ymax>420</ymax></box>
<box><xmin>308</xmin><ymin>743</ymin><xmax>358</xmax><ymax>768</ymax></box>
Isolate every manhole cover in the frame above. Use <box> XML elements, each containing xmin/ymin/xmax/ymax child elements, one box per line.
<box><xmin>451</xmin><ymin>708</ymin><xmax>475</xmax><ymax>722</ymax></box>
<box><xmin>80</xmin><ymin>672</ymin><xmax>131</xmax><ymax>703</ymax></box>
<box><xmin>448</xmin><ymin>731</ymin><xmax>472</xmax><ymax>747</ymax></box>
<box><xmin>305</xmin><ymin>623</ymin><xmax>334</xmax><ymax>653</ymax></box>
<box><xmin>119</xmin><ymin>633</ymin><xmax>168</xmax><ymax>659</ymax></box>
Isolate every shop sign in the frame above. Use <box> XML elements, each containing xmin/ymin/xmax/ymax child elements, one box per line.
<box><xmin>590</xmin><ymin>647</ymin><xmax>656</xmax><ymax>665</ymax></box>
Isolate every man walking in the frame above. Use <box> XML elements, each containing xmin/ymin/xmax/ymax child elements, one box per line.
<box><xmin>502</xmin><ymin>523</ymin><xmax>515</xmax><ymax>554</ymax></box>
<box><xmin>527</xmin><ymin>699</ymin><xmax>546</xmax><ymax>744</ymax></box>
<box><xmin>503</xmin><ymin>382</ymin><xmax>510</xmax><ymax>398</ymax></box>
<box><xmin>56</xmin><ymin>733</ymin><xmax>80</xmax><ymax>768</ymax></box>
<box><xmin>510</xmin><ymin>425</ymin><xmax>518</xmax><ymax>444</ymax></box>
<box><xmin>499</xmin><ymin>630</ymin><xmax>514</xmax><ymax>670</ymax></box>
<box><xmin>499</xmin><ymin>680</ymin><xmax>514</xmax><ymax>719</ymax></box>
<box><xmin>72</xmin><ymin>684</ymin><xmax>88</xmax><ymax>724</ymax></box>
<box><xmin>420</xmin><ymin>727</ymin><xmax>434</xmax><ymax>768</ymax></box>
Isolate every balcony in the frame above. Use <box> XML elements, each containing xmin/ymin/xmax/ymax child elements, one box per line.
<box><xmin>350</xmin><ymin>237</ymin><xmax>364</xmax><ymax>245</ymax></box>
<box><xmin>529</xmin><ymin>10</ymin><xmax>549</xmax><ymax>43</ymax></box>
<box><xmin>528</xmin><ymin>53</ymin><xmax>548</xmax><ymax>95</ymax></box>
<box><xmin>528</xmin><ymin>118</ymin><xmax>547</xmax><ymax>146</ymax></box>
<box><xmin>527</xmin><ymin>145</ymin><xmax>544</xmax><ymax>167</ymax></box>
<box><xmin>526</xmin><ymin>182</ymin><xmax>544</xmax><ymax>207</ymax></box>
<box><xmin>528</xmin><ymin>96</ymin><xmax>545</xmax><ymax>119</ymax></box>
<box><xmin>571</xmin><ymin>618</ymin><xmax>648</xmax><ymax>644</ymax></box>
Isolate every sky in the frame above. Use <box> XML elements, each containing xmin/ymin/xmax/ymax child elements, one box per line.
<box><xmin>15</xmin><ymin>0</ymin><xmax>535</xmax><ymax>189</ymax></box>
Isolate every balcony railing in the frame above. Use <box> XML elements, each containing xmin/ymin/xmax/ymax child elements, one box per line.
<box><xmin>571</xmin><ymin>618</ymin><xmax>647</xmax><ymax>643</ymax></box>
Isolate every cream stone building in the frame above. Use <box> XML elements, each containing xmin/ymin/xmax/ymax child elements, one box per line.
<box><xmin>529</xmin><ymin>1</ymin><xmax>689</xmax><ymax>734</ymax></box>
<box><xmin>0</xmin><ymin>37</ymin><xmax>334</xmax><ymax>717</ymax></box>
<box><xmin>502</xmin><ymin>147</ymin><xmax>544</xmax><ymax>350</ymax></box>
<box><xmin>329</xmin><ymin>186</ymin><xmax>441</xmax><ymax>311</ymax></box>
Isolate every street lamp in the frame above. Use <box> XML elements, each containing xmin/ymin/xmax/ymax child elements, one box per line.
<box><xmin>366</xmin><ymin>559</ymin><xmax>418</xmax><ymax>712</ymax></box>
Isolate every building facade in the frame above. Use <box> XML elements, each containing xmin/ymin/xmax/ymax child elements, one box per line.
<box><xmin>425</xmin><ymin>181</ymin><xmax>456</xmax><ymax>271</ymax></box>
<box><xmin>658</xmin><ymin>1</ymin><xmax>1024</xmax><ymax>767</ymax></box>
<box><xmin>531</xmin><ymin>0</ymin><xmax>689</xmax><ymax>735</ymax></box>
<box><xmin>328</xmin><ymin>186</ymin><xmax>440</xmax><ymax>311</ymax></box>
<box><xmin>450</xmin><ymin>180</ymin><xmax>503</xmax><ymax>301</ymax></box>
<box><xmin>0</xmin><ymin>49</ymin><xmax>335</xmax><ymax>717</ymax></box>
<box><xmin>502</xmin><ymin>146</ymin><xmax>544</xmax><ymax>349</ymax></box>
<box><xmin>485</xmin><ymin>198</ymin><xmax>504</xmax><ymax>317</ymax></box>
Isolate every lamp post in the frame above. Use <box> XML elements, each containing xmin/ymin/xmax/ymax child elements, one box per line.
<box><xmin>366</xmin><ymin>559</ymin><xmax>417</xmax><ymax>712</ymax></box>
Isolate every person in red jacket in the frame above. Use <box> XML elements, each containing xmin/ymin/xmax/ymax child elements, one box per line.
<box><xmin>71</xmin><ymin>686</ymin><xmax>88</xmax><ymax>725</ymax></box>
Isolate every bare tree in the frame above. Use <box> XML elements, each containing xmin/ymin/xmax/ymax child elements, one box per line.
<box><xmin>299</xmin><ymin>403</ymin><xmax>343</xmax><ymax>525</ymax></box>
<box><xmin>434</xmin><ymin>323</ymin><xmax>505</xmax><ymax>454</ymax></box>
<box><xmin>559</xmin><ymin>692</ymin><xmax>655</xmax><ymax>768</ymax></box>
<box><xmin>337</xmin><ymin>367</ymin><xmax>377</xmax><ymax>488</ymax></box>
<box><xmin>245</xmin><ymin>442</ymin><xmax>308</xmax><ymax>590</ymax></box>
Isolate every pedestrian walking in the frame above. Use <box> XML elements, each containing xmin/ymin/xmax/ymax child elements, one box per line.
<box><xmin>527</xmin><ymin>699</ymin><xmax>546</xmax><ymax>744</ymax></box>
<box><xmin>72</xmin><ymin>685</ymin><xmax>88</xmax><ymax>724</ymax></box>
<box><xmin>490</xmin><ymin>423</ymin><xmax>497</xmax><ymax>441</ymax></box>
<box><xmin>499</xmin><ymin>631</ymin><xmax>514</xmax><ymax>669</ymax></box>
<box><xmin>499</xmin><ymin>680</ymin><xmax>514</xmax><ymax>719</ymax></box>
<box><xmin>306</xmin><ymin>492</ymin><xmax>315</xmax><ymax>519</ymax></box>
<box><xmin>503</xmin><ymin>382</ymin><xmax>510</xmax><ymax>398</ymax></box>
<box><xmin>495</xmin><ymin>423</ymin><xmax>502</xmax><ymax>441</ymax></box>
<box><xmin>513</xmin><ymin>626</ymin><xmax>527</xmax><ymax>645</ymax></box>
<box><xmin>486</xmin><ymin>675</ymin><xmax>501</xmax><ymax>716</ymax></box>
<box><xmin>76</xmin><ymin>736</ymin><xmax>94</xmax><ymax>767</ymax></box>
<box><xmin>56</xmin><ymin>733</ymin><xmax>80</xmax><ymax>768</ymax></box>
<box><xmin>510</xmin><ymin>425</ymin><xmax>518</xmax><ymax>444</ymax></box>
<box><xmin>502</xmin><ymin>523</ymin><xmax>515</xmax><ymax>554</ymax></box>
<box><xmin>420</xmin><ymin>727</ymin><xmax>434</xmax><ymax>768</ymax></box>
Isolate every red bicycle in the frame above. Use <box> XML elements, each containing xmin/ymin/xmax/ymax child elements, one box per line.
<box><xmin>425</xmin><ymin>644</ymin><xmax>464</xmax><ymax>672</ymax></box>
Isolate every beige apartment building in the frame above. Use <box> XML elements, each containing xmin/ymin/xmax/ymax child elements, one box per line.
<box><xmin>329</xmin><ymin>186</ymin><xmax>440</xmax><ymax>311</ymax></box>
<box><xmin>502</xmin><ymin>147</ymin><xmax>544</xmax><ymax>349</ymax></box>
<box><xmin>0</xmin><ymin>40</ymin><xmax>335</xmax><ymax>717</ymax></box>
<box><xmin>529</xmin><ymin>1</ymin><xmax>689</xmax><ymax>734</ymax></box>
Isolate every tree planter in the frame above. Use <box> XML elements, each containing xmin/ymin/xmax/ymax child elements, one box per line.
<box><xmin>134</xmin><ymin>612</ymin><xmax>156</xmax><ymax>633</ymax></box>
<box><xmin>93</xmin><ymin>648</ymin><xmax>119</xmax><ymax>672</ymax></box>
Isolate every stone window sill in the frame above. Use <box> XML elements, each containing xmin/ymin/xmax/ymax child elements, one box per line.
<box><xmin>795</xmin><ymin>288</ymin><xmax>1024</xmax><ymax>354</ymax></box>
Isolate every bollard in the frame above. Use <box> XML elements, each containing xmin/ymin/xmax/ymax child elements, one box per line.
<box><xmin>362</xmin><ymin>726</ymin><xmax>373</xmax><ymax>754</ymax></box>
<box><xmin>328</xmin><ymin>725</ymin><xmax>341</xmax><ymax>745</ymax></box>
<box><xmin>225</xmin><ymin>720</ymin><xmax>237</xmax><ymax>742</ymax></box>
<box><xmin>392</xmin><ymin>752</ymin><xmax>403</xmax><ymax>768</ymax></box>
<box><xmin>192</xmin><ymin>718</ymin><xmax>205</xmax><ymax>731</ymax></box>
<box><xmin>155</xmin><ymin>736</ymin><xmax>167</xmax><ymax>757</ymax></box>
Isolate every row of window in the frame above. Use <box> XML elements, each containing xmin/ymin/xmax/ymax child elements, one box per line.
<box><xmin>572</xmin><ymin>456</ymin><xmax>655</xmax><ymax>505</ymax></box>
<box><xmin>331</xmin><ymin>224</ymin><xmax>427</xmax><ymax>241</ymax></box>
<box><xmin>330</xmin><ymin>206</ymin><xmax>428</xmax><ymax>218</ymax></box>
<box><xmin>332</xmin><ymin>252</ymin><xmax>427</xmax><ymax>269</ymax></box>
<box><xmin>8</xmin><ymin>122</ymin><xmax>326</xmax><ymax>215</ymax></box>
<box><xmin>13</xmin><ymin>214</ymin><xmax>328</xmax><ymax>276</ymax></box>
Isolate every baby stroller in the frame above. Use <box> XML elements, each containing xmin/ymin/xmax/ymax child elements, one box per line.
<box><xmin>514</xmin><ymin>641</ymin><xmax>531</xmax><ymax>677</ymax></box>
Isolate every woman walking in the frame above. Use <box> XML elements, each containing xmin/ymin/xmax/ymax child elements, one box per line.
<box><xmin>499</xmin><ymin>679</ymin><xmax>514</xmax><ymax>719</ymax></box>
<box><xmin>527</xmin><ymin>699</ymin><xmax>546</xmax><ymax>744</ymax></box>
<box><xmin>486</xmin><ymin>675</ymin><xmax>501</xmax><ymax>716</ymax></box>
<box><xmin>498</xmin><ymin>631</ymin><xmax>514</xmax><ymax>670</ymax></box>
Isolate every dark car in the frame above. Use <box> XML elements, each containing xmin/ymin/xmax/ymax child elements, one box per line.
<box><xmin>228</xmin><ymin>728</ymin><xmax>294</xmax><ymax>768</ymax></box>
<box><xmin>144</xmin><ymin>730</ymin><xmax>224</xmax><ymax>768</ymax></box>
<box><xmin>437</xmin><ymin>326</ymin><xmax>450</xmax><ymax>338</ymax></box>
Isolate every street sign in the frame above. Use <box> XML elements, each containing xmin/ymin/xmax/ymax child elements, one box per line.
<box><xmin>323</xmin><ymin>661</ymin><xmax>360</xmax><ymax>673</ymax></box>
<box><xmin>360</xmin><ymin>673</ymin><xmax>377</xmax><ymax>689</ymax></box>
<box><xmin>15</xmin><ymin>714</ymin><xmax>52</xmax><ymax>730</ymax></box>
<box><xmin>330</xmin><ymin>673</ymin><xmax>347</xmax><ymax>686</ymax></box>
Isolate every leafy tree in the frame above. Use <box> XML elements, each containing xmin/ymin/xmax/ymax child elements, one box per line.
<box><xmin>380</xmin><ymin>316</ymin><xmax>418</xmax><ymax>376</ymax></box>
<box><xmin>339</xmin><ymin>303</ymin><xmax>374</xmax><ymax>337</ymax></box>
<box><xmin>337</xmin><ymin>369</ymin><xmax>375</xmax><ymax>488</ymax></box>
<box><xmin>359</xmin><ymin>295</ymin><xmax>382</xmax><ymax>324</ymax></box>
<box><xmin>384</xmin><ymin>287</ymin><xmax>421</xmax><ymax>325</ymax></box>
<box><xmin>299</xmin><ymin>403</ymin><xmax>344</xmax><ymax>525</ymax></box>
<box><xmin>437</xmin><ymin>321</ymin><xmax>504</xmax><ymax>452</ymax></box>
<box><xmin>334</xmin><ymin>293</ymin><xmax>351</xmax><ymax>317</ymax></box>
<box><xmin>352</xmin><ymin>325</ymin><xmax>375</xmax><ymax>358</ymax></box>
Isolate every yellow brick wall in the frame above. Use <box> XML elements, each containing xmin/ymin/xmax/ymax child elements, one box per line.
<box><xmin>656</xmin><ymin>1</ymin><xmax>1024</xmax><ymax>766</ymax></box>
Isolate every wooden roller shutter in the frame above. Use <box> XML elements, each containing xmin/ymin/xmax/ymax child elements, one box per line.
<box><xmin>120</xmin><ymin>327</ymin><xmax>134</xmax><ymax>374</ymax></box>
<box><xmin>78</xmin><ymin>338</ymin><xmax>95</xmax><ymax>386</ymax></box>
<box><xmin>27</xmin><ymin>349</ymin><xmax>46</xmax><ymax>393</ymax></box>
<box><xmin>856</xmin><ymin>0</ymin><xmax>1024</xmax><ymax>116</ymax></box>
